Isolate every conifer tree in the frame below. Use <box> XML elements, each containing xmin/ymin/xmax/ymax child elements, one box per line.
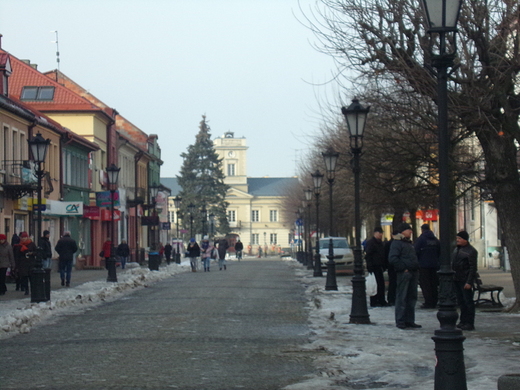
<box><xmin>177</xmin><ymin>115</ymin><xmax>230</xmax><ymax>238</ymax></box>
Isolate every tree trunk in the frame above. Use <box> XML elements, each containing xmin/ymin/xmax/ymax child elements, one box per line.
<box><xmin>475</xmin><ymin>129</ymin><xmax>520</xmax><ymax>311</ymax></box>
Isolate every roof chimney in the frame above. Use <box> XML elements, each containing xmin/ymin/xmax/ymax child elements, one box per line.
<box><xmin>0</xmin><ymin>34</ymin><xmax>3</xmax><ymax>49</ymax></box>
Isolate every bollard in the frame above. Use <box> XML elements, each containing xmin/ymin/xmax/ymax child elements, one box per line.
<box><xmin>148</xmin><ymin>253</ymin><xmax>160</xmax><ymax>271</ymax></box>
<box><xmin>498</xmin><ymin>374</ymin><xmax>520</xmax><ymax>390</ymax></box>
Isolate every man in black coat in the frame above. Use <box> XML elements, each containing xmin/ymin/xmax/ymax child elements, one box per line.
<box><xmin>38</xmin><ymin>230</ymin><xmax>53</xmax><ymax>270</ymax></box>
<box><xmin>389</xmin><ymin>223</ymin><xmax>421</xmax><ymax>329</ymax></box>
<box><xmin>452</xmin><ymin>230</ymin><xmax>478</xmax><ymax>331</ymax></box>
<box><xmin>55</xmin><ymin>231</ymin><xmax>78</xmax><ymax>287</ymax></box>
<box><xmin>365</xmin><ymin>227</ymin><xmax>388</xmax><ymax>307</ymax></box>
<box><xmin>414</xmin><ymin>224</ymin><xmax>440</xmax><ymax>309</ymax></box>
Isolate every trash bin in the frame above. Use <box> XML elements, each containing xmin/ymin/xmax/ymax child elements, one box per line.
<box><xmin>148</xmin><ymin>252</ymin><xmax>160</xmax><ymax>271</ymax></box>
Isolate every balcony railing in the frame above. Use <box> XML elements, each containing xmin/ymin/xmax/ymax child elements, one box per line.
<box><xmin>0</xmin><ymin>160</ymin><xmax>37</xmax><ymax>199</ymax></box>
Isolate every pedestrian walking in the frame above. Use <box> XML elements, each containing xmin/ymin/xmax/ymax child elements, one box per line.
<box><xmin>200</xmin><ymin>236</ymin><xmax>214</xmax><ymax>272</ymax></box>
<box><xmin>365</xmin><ymin>227</ymin><xmax>388</xmax><ymax>307</ymax></box>
<box><xmin>414</xmin><ymin>224</ymin><xmax>440</xmax><ymax>309</ymax></box>
<box><xmin>11</xmin><ymin>233</ymin><xmax>19</xmax><ymax>247</ymax></box>
<box><xmin>452</xmin><ymin>230</ymin><xmax>478</xmax><ymax>331</ymax></box>
<box><xmin>218</xmin><ymin>238</ymin><xmax>229</xmax><ymax>270</ymax></box>
<box><xmin>13</xmin><ymin>232</ymin><xmax>37</xmax><ymax>295</ymax></box>
<box><xmin>164</xmin><ymin>242</ymin><xmax>173</xmax><ymax>265</ymax></box>
<box><xmin>116</xmin><ymin>240</ymin><xmax>130</xmax><ymax>269</ymax></box>
<box><xmin>101</xmin><ymin>239</ymin><xmax>112</xmax><ymax>269</ymax></box>
<box><xmin>55</xmin><ymin>231</ymin><xmax>78</xmax><ymax>287</ymax></box>
<box><xmin>187</xmin><ymin>238</ymin><xmax>200</xmax><ymax>272</ymax></box>
<box><xmin>234</xmin><ymin>239</ymin><xmax>243</xmax><ymax>261</ymax></box>
<box><xmin>38</xmin><ymin>230</ymin><xmax>53</xmax><ymax>270</ymax></box>
<box><xmin>388</xmin><ymin>223</ymin><xmax>421</xmax><ymax>329</ymax></box>
<box><xmin>263</xmin><ymin>244</ymin><xmax>268</xmax><ymax>257</ymax></box>
<box><xmin>0</xmin><ymin>234</ymin><xmax>15</xmax><ymax>295</ymax></box>
<box><xmin>384</xmin><ymin>230</ymin><xmax>398</xmax><ymax>306</ymax></box>
<box><xmin>258</xmin><ymin>245</ymin><xmax>263</xmax><ymax>258</ymax></box>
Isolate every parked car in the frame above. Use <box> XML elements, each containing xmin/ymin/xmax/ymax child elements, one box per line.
<box><xmin>279</xmin><ymin>247</ymin><xmax>292</xmax><ymax>258</ymax></box>
<box><xmin>319</xmin><ymin>237</ymin><xmax>354</xmax><ymax>275</ymax></box>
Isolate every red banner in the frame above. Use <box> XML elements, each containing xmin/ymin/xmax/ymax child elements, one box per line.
<box><xmin>421</xmin><ymin>209</ymin><xmax>438</xmax><ymax>221</ymax></box>
<box><xmin>101</xmin><ymin>209</ymin><xmax>121</xmax><ymax>221</ymax></box>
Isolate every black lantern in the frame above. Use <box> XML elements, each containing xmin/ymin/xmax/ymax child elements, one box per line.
<box><xmin>311</xmin><ymin>170</ymin><xmax>324</xmax><ymax>277</ymax></box>
<box><xmin>343</xmin><ymin>98</ymin><xmax>371</xmax><ymax>325</ymax></box>
<box><xmin>106</xmin><ymin>163</ymin><xmax>120</xmax><ymax>186</ymax></box>
<box><xmin>422</xmin><ymin>0</ymin><xmax>466</xmax><ymax>388</ymax></box>
<box><xmin>28</xmin><ymin>133</ymin><xmax>51</xmax><ymax>303</ymax></box>
<box><xmin>105</xmin><ymin>164</ymin><xmax>120</xmax><ymax>282</ymax></box>
<box><xmin>321</xmin><ymin>148</ymin><xmax>339</xmax><ymax>291</ymax></box>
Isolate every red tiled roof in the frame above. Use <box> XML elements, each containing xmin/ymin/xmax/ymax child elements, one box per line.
<box><xmin>1</xmin><ymin>49</ymin><xmax>107</xmax><ymax>114</ymax></box>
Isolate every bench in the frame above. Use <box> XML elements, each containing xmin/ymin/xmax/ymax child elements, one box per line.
<box><xmin>474</xmin><ymin>277</ymin><xmax>504</xmax><ymax>307</ymax></box>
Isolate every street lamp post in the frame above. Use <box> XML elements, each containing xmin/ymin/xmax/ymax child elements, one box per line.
<box><xmin>173</xmin><ymin>196</ymin><xmax>182</xmax><ymax>264</ymax></box>
<box><xmin>28</xmin><ymin>132</ymin><xmax>51</xmax><ymax>303</ymax></box>
<box><xmin>201</xmin><ymin>205</ymin><xmax>207</xmax><ymax>237</ymax></box>
<box><xmin>305</xmin><ymin>187</ymin><xmax>313</xmax><ymax>270</ymax></box>
<box><xmin>209</xmin><ymin>213</ymin><xmax>215</xmax><ymax>239</ymax></box>
<box><xmin>298</xmin><ymin>206</ymin><xmax>305</xmax><ymax>264</ymax></box>
<box><xmin>342</xmin><ymin>98</ymin><xmax>371</xmax><ymax>325</ymax></box>
<box><xmin>106</xmin><ymin>163</ymin><xmax>120</xmax><ymax>283</ymax></box>
<box><xmin>322</xmin><ymin>147</ymin><xmax>339</xmax><ymax>291</ymax></box>
<box><xmin>312</xmin><ymin>170</ymin><xmax>324</xmax><ymax>277</ymax></box>
<box><xmin>188</xmin><ymin>203</ymin><xmax>195</xmax><ymax>239</ymax></box>
<box><xmin>421</xmin><ymin>0</ymin><xmax>467</xmax><ymax>388</ymax></box>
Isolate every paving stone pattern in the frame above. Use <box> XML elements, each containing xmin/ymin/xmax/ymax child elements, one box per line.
<box><xmin>0</xmin><ymin>260</ymin><xmax>314</xmax><ymax>389</ymax></box>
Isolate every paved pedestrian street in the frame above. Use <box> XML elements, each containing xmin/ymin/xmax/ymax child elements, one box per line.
<box><xmin>0</xmin><ymin>260</ymin><xmax>314</xmax><ymax>390</ymax></box>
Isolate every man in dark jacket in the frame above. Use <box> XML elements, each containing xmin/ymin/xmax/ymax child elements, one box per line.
<box><xmin>452</xmin><ymin>230</ymin><xmax>478</xmax><ymax>331</ymax></box>
<box><xmin>389</xmin><ymin>223</ymin><xmax>421</xmax><ymax>329</ymax></box>
<box><xmin>234</xmin><ymin>239</ymin><xmax>244</xmax><ymax>261</ymax></box>
<box><xmin>55</xmin><ymin>231</ymin><xmax>78</xmax><ymax>287</ymax></box>
<box><xmin>38</xmin><ymin>230</ymin><xmax>53</xmax><ymax>270</ymax></box>
<box><xmin>365</xmin><ymin>227</ymin><xmax>387</xmax><ymax>307</ymax></box>
<box><xmin>414</xmin><ymin>224</ymin><xmax>440</xmax><ymax>309</ymax></box>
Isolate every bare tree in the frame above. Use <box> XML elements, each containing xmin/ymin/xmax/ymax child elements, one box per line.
<box><xmin>301</xmin><ymin>0</ymin><xmax>520</xmax><ymax>310</ymax></box>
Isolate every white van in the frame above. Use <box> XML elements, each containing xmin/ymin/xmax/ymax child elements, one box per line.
<box><xmin>319</xmin><ymin>237</ymin><xmax>354</xmax><ymax>274</ymax></box>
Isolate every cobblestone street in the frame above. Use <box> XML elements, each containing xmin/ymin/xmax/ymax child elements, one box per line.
<box><xmin>0</xmin><ymin>260</ymin><xmax>314</xmax><ymax>390</ymax></box>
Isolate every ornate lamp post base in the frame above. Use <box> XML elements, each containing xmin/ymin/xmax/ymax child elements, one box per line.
<box><xmin>106</xmin><ymin>257</ymin><xmax>118</xmax><ymax>282</ymax></box>
<box><xmin>349</xmin><ymin>275</ymin><xmax>370</xmax><ymax>324</ymax></box>
<box><xmin>313</xmin><ymin>253</ymin><xmax>323</xmax><ymax>277</ymax></box>
<box><xmin>30</xmin><ymin>268</ymin><xmax>48</xmax><ymax>303</ymax></box>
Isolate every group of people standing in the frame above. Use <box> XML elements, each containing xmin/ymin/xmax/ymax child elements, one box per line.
<box><xmin>186</xmin><ymin>236</ymin><xmax>231</xmax><ymax>272</ymax></box>
<box><xmin>0</xmin><ymin>230</ymin><xmax>78</xmax><ymax>295</ymax></box>
<box><xmin>364</xmin><ymin>222</ymin><xmax>478</xmax><ymax>331</ymax></box>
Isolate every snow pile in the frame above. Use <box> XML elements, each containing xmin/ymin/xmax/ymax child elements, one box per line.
<box><xmin>0</xmin><ymin>262</ymin><xmax>191</xmax><ymax>339</ymax></box>
<box><xmin>284</xmin><ymin>261</ymin><xmax>520</xmax><ymax>390</ymax></box>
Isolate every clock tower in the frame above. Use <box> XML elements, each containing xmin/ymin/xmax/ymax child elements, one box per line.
<box><xmin>213</xmin><ymin>132</ymin><xmax>248</xmax><ymax>193</ymax></box>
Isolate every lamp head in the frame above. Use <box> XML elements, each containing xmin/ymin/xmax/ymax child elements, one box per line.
<box><xmin>28</xmin><ymin>132</ymin><xmax>51</xmax><ymax>163</ymax></box>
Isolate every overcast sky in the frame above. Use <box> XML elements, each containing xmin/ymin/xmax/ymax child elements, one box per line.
<box><xmin>1</xmin><ymin>0</ymin><xmax>341</xmax><ymax>178</ymax></box>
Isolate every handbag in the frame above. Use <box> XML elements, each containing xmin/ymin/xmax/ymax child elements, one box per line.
<box><xmin>99</xmin><ymin>250</ymin><xmax>105</xmax><ymax>257</ymax></box>
<box><xmin>366</xmin><ymin>272</ymin><xmax>377</xmax><ymax>296</ymax></box>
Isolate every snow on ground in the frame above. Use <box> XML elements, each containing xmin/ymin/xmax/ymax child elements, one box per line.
<box><xmin>283</xmin><ymin>260</ymin><xmax>520</xmax><ymax>390</ymax></box>
<box><xmin>1</xmin><ymin>257</ymin><xmax>518</xmax><ymax>389</ymax></box>
<box><xmin>0</xmin><ymin>261</ymin><xmax>191</xmax><ymax>339</ymax></box>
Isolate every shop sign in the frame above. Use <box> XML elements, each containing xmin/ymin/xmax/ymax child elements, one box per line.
<box><xmin>101</xmin><ymin>209</ymin><xmax>121</xmax><ymax>221</ymax></box>
<box><xmin>42</xmin><ymin>200</ymin><xmax>82</xmax><ymax>216</ymax></box>
<box><xmin>83</xmin><ymin>206</ymin><xmax>100</xmax><ymax>219</ymax></box>
<box><xmin>421</xmin><ymin>209</ymin><xmax>438</xmax><ymax>221</ymax></box>
<box><xmin>95</xmin><ymin>191</ymin><xmax>120</xmax><ymax>207</ymax></box>
<box><xmin>161</xmin><ymin>222</ymin><xmax>171</xmax><ymax>230</ymax></box>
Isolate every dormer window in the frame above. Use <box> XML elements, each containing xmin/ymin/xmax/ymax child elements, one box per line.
<box><xmin>21</xmin><ymin>86</ymin><xmax>55</xmax><ymax>101</ymax></box>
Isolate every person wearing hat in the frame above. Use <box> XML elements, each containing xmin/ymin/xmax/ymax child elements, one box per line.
<box><xmin>186</xmin><ymin>238</ymin><xmax>200</xmax><ymax>272</ymax></box>
<box><xmin>365</xmin><ymin>227</ymin><xmax>388</xmax><ymax>307</ymax></box>
<box><xmin>0</xmin><ymin>234</ymin><xmax>15</xmax><ymax>295</ymax></box>
<box><xmin>414</xmin><ymin>224</ymin><xmax>441</xmax><ymax>309</ymax></box>
<box><xmin>452</xmin><ymin>230</ymin><xmax>478</xmax><ymax>331</ymax></box>
<box><xmin>38</xmin><ymin>230</ymin><xmax>53</xmax><ymax>270</ymax></box>
<box><xmin>388</xmin><ymin>223</ymin><xmax>421</xmax><ymax>329</ymax></box>
<box><xmin>13</xmin><ymin>232</ymin><xmax>37</xmax><ymax>295</ymax></box>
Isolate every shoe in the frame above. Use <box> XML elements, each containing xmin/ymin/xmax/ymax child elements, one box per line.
<box><xmin>61</xmin><ymin>279</ymin><xmax>65</xmax><ymax>286</ymax></box>
<box><xmin>220</xmin><ymin>268</ymin><xmax>222</xmax><ymax>270</ymax></box>
<box><xmin>396</xmin><ymin>323</ymin><xmax>407</xmax><ymax>329</ymax></box>
<box><xmin>224</xmin><ymin>265</ymin><xmax>226</xmax><ymax>270</ymax></box>
<box><xmin>420</xmin><ymin>304</ymin><xmax>436</xmax><ymax>309</ymax></box>
<box><xmin>405</xmin><ymin>323</ymin><xmax>422</xmax><ymax>328</ymax></box>
<box><xmin>460</xmin><ymin>324</ymin><xmax>475</xmax><ymax>331</ymax></box>
<box><xmin>456</xmin><ymin>323</ymin><xmax>464</xmax><ymax>329</ymax></box>
<box><xmin>25</xmin><ymin>290</ymin><xmax>29</xmax><ymax>295</ymax></box>
<box><xmin>66</xmin><ymin>283</ymin><xmax>70</xmax><ymax>287</ymax></box>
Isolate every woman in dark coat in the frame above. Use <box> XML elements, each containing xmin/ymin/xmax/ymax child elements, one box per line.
<box><xmin>187</xmin><ymin>238</ymin><xmax>200</xmax><ymax>272</ymax></box>
<box><xmin>116</xmin><ymin>240</ymin><xmax>130</xmax><ymax>269</ymax></box>
<box><xmin>13</xmin><ymin>232</ymin><xmax>37</xmax><ymax>295</ymax></box>
<box><xmin>217</xmin><ymin>238</ymin><xmax>229</xmax><ymax>271</ymax></box>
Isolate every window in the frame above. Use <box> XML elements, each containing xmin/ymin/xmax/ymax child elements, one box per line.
<box><xmin>63</xmin><ymin>149</ymin><xmax>89</xmax><ymax>189</ymax></box>
<box><xmin>227</xmin><ymin>210</ymin><xmax>236</xmax><ymax>222</ymax></box>
<box><xmin>270</xmin><ymin>234</ymin><xmax>277</xmax><ymax>245</ymax></box>
<box><xmin>252</xmin><ymin>234</ymin><xmax>259</xmax><ymax>245</ymax></box>
<box><xmin>269</xmin><ymin>210</ymin><xmax>278</xmax><ymax>222</ymax></box>
<box><xmin>251</xmin><ymin>210</ymin><xmax>259</xmax><ymax>222</ymax></box>
<box><xmin>21</xmin><ymin>86</ymin><xmax>55</xmax><ymax>101</ymax></box>
<box><xmin>227</xmin><ymin>163</ymin><xmax>235</xmax><ymax>176</ymax></box>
